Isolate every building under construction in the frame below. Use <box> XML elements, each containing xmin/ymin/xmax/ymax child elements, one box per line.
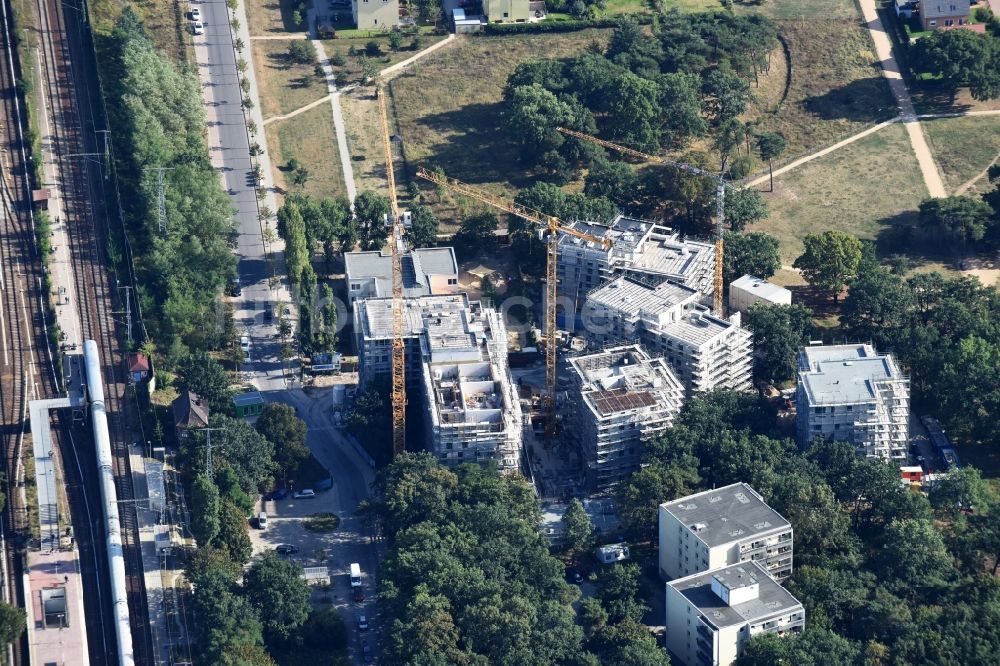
<box><xmin>557</xmin><ymin>216</ymin><xmax>716</xmax><ymax>312</ymax></box>
<box><xmin>568</xmin><ymin>345</ymin><xmax>684</xmax><ymax>490</ymax></box>
<box><xmin>353</xmin><ymin>293</ymin><xmax>523</xmax><ymax>471</ymax></box>
<box><xmin>583</xmin><ymin>274</ymin><xmax>753</xmax><ymax>396</ymax></box>
<box><xmin>795</xmin><ymin>343</ymin><xmax>910</xmax><ymax>460</ymax></box>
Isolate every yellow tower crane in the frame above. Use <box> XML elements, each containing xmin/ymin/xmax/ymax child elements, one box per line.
<box><xmin>377</xmin><ymin>87</ymin><xmax>407</xmax><ymax>457</ymax></box>
<box><xmin>415</xmin><ymin>166</ymin><xmax>610</xmax><ymax>435</ymax></box>
<box><xmin>555</xmin><ymin>127</ymin><xmax>728</xmax><ymax>315</ymax></box>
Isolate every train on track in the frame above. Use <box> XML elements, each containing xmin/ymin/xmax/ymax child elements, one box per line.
<box><xmin>83</xmin><ymin>339</ymin><xmax>135</xmax><ymax>666</ymax></box>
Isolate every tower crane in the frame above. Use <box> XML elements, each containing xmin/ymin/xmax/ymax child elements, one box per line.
<box><xmin>377</xmin><ymin>87</ymin><xmax>407</xmax><ymax>457</ymax></box>
<box><xmin>415</xmin><ymin>166</ymin><xmax>610</xmax><ymax>435</ymax></box>
<box><xmin>556</xmin><ymin>127</ymin><xmax>728</xmax><ymax>315</ymax></box>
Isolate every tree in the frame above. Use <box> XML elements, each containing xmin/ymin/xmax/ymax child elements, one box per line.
<box><xmin>176</xmin><ymin>352</ymin><xmax>233</xmax><ymax>414</ymax></box>
<box><xmin>745</xmin><ymin>303</ymin><xmax>813</xmax><ymax>384</ymax></box>
<box><xmin>290</xmin><ymin>161</ymin><xmax>310</xmax><ymax>189</ymax></box>
<box><xmin>414</xmin><ymin>0</ymin><xmax>441</xmax><ymax>24</ymax></box>
<box><xmin>596</xmin><ymin>563</ymin><xmax>647</xmax><ymax>624</ymax></box>
<box><xmin>347</xmin><ymin>379</ymin><xmax>392</xmax><ymax>465</ymax></box>
<box><xmin>301</xmin><ymin>608</ymin><xmax>348</xmax><ymax>651</ymax></box>
<box><xmin>244</xmin><ymin>551</ymin><xmax>312</xmax><ymax>643</ymax></box>
<box><xmin>209</xmin><ymin>415</ymin><xmax>277</xmax><ymax>494</ymax></box>
<box><xmin>658</xmin><ymin>71</ymin><xmax>707</xmax><ymax>147</ymax></box>
<box><xmin>407</xmin><ymin>204</ymin><xmax>440</xmax><ymax>249</ymax></box>
<box><xmin>619</xmin><ymin>458</ymin><xmax>700</xmax><ymax>541</ymax></box>
<box><xmin>737</xmin><ymin>628</ymin><xmax>861</xmax><ymax>666</ymax></box>
<box><xmin>724</xmin><ymin>187</ymin><xmax>769</xmax><ymax>232</ymax></box>
<box><xmin>793</xmin><ymin>230</ymin><xmax>864</xmax><ymax>302</ymax></box>
<box><xmin>929</xmin><ymin>466</ymin><xmax>988</xmax><ymax>516</ymax></box>
<box><xmin>702</xmin><ymin>64</ymin><xmax>753</xmax><ymax>123</ymax></box>
<box><xmin>756</xmin><ymin>131</ymin><xmax>787</xmax><ymax>192</ymax></box>
<box><xmin>916</xmin><ymin>196</ymin><xmax>995</xmax><ymax>249</ymax></box>
<box><xmin>589</xmin><ymin>620</ymin><xmax>669</xmax><ymax>666</ymax></box>
<box><xmin>604</xmin><ymin>73</ymin><xmax>662</xmax><ymax>152</ymax></box>
<box><xmin>388</xmin><ymin>30</ymin><xmax>404</xmax><ymax>52</ymax></box>
<box><xmin>288</xmin><ymin>38</ymin><xmax>317</xmax><ymax>65</ymax></box>
<box><xmin>878</xmin><ymin>518</ymin><xmax>954</xmax><ymax>589</ymax></box>
<box><xmin>215</xmin><ymin>467</ymin><xmax>255</xmax><ymax>515</ymax></box>
<box><xmin>0</xmin><ymin>601</ymin><xmax>27</xmax><ymax>647</ymax></box>
<box><xmin>584</xmin><ymin>158</ymin><xmax>638</xmax><ymax>207</ymax></box>
<box><xmin>216</xmin><ymin>500</ymin><xmax>253</xmax><ymax>565</ymax></box>
<box><xmin>911</xmin><ymin>29</ymin><xmax>991</xmax><ymax>102</ymax></box>
<box><xmin>722</xmin><ymin>230</ymin><xmax>781</xmax><ymax>284</ymax></box>
<box><xmin>840</xmin><ymin>266</ymin><xmax>913</xmax><ymax>342</ymax></box>
<box><xmin>191</xmin><ymin>474</ymin><xmax>221</xmax><ymax>546</ymax></box>
<box><xmin>452</xmin><ymin>210</ymin><xmax>498</xmax><ymax>260</ymax></box>
<box><xmin>354</xmin><ymin>190</ymin><xmax>391</xmax><ymax>251</ymax></box>
<box><xmin>255</xmin><ymin>403</ymin><xmax>309</xmax><ymax>480</ymax></box>
<box><xmin>561</xmin><ymin>499</ymin><xmax>594</xmax><ymax>560</ymax></box>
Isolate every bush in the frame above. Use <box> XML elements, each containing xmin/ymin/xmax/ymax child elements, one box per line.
<box><xmin>303</xmin><ymin>512</ymin><xmax>341</xmax><ymax>532</ymax></box>
<box><xmin>288</xmin><ymin>39</ymin><xmax>317</xmax><ymax>65</ymax></box>
<box><xmin>365</xmin><ymin>40</ymin><xmax>382</xmax><ymax>56</ymax></box>
<box><xmin>330</xmin><ymin>50</ymin><xmax>346</xmax><ymax>66</ymax></box>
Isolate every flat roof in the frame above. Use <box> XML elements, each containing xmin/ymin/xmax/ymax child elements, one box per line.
<box><xmin>345</xmin><ymin>247</ymin><xmax>457</xmax><ymax>298</ymax></box>
<box><xmin>670</xmin><ymin>561</ymin><xmax>802</xmax><ymax>628</ymax></box>
<box><xmin>587</xmin><ymin>275</ymin><xmax>698</xmax><ymax>317</ymax></box>
<box><xmin>233</xmin><ymin>391</ymin><xmax>264</xmax><ymax>406</ymax></box>
<box><xmin>798</xmin><ymin>345</ymin><xmax>902</xmax><ymax>405</ymax></box>
<box><xmin>730</xmin><ymin>275</ymin><xmax>791</xmax><ymax>302</ymax></box>
<box><xmin>660</xmin><ymin>482</ymin><xmax>790</xmax><ymax>548</ymax></box>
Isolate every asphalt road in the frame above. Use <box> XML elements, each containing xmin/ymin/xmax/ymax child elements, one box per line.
<box><xmin>192</xmin><ymin>0</ymin><xmax>289</xmax><ymax>390</ymax></box>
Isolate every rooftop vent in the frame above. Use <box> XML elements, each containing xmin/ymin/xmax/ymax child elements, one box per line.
<box><xmin>691</xmin><ymin>523</ymin><xmax>708</xmax><ymax>532</ymax></box>
<box><xmin>734</xmin><ymin>492</ymin><xmax>750</xmax><ymax>504</ymax></box>
<box><xmin>709</xmin><ymin>495</ymin><xmax>722</xmax><ymax>503</ymax></box>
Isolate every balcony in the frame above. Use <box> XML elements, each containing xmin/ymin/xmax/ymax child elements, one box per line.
<box><xmin>696</xmin><ymin>648</ymin><xmax>714</xmax><ymax>666</ymax></box>
<box><xmin>697</xmin><ymin>624</ymin><xmax>714</xmax><ymax>641</ymax></box>
<box><xmin>697</xmin><ymin>636</ymin><xmax>713</xmax><ymax>655</ymax></box>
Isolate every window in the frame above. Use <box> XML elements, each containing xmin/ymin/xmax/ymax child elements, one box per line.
<box><xmin>447</xmin><ymin>278</ymin><xmax>457</xmax><ymax>285</ymax></box>
<box><xmin>815</xmin><ymin>407</ymin><xmax>825</xmax><ymax>414</ymax></box>
<box><xmin>350</xmin><ymin>283</ymin><xmax>360</xmax><ymax>291</ymax></box>
<box><xmin>944</xmin><ymin>18</ymin><xmax>953</xmax><ymax>25</ymax></box>
<box><xmin>929</xmin><ymin>19</ymin><xmax>937</xmax><ymax>26</ymax></box>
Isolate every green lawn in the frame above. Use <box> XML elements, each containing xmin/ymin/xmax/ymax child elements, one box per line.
<box><xmin>267</xmin><ymin>103</ymin><xmax>348</xmax><ymax>200</ymax></box>
<box><xmin>252</xmin><ymin>39</ymin><xmax>329</xmax><ymax>119</ymax></box>
<box><xmin>750</xmin><ymin>19</ymin><xmax>896</xmax><ymax>162</ymax></box>
<box><xmin>321</xmin><ymin>31</ymin><xmax>449</xmax><ymax>85</ymax></box>
<box><xmin>756</xmin><ymin>122</ymin><xmax>928</xmax><ymax>263</ymax></box>
<box><xmin>922</xmin><ymin>114</ymin><xmax>1000</xmax><ymax>195</ymax></box>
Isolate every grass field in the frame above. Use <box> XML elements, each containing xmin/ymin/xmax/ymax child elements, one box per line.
<box><xmin>756</xmin><ymin>122</ymin><xmax>928</xmax><ymax>263</ymax></box>
<box><xmin>922</xmin><ymin>114</ymin><xmax>1000</xmax><ymax>195</ymax></box>
<box><xmin>339</xmin><ymin>88</ymin><xmax>388</xmax><ymax>194</ymax></box>
<box><xmin>388</xmin><ymin>30</ymin><xmax>611</xmax><ymax>197</ymax></box>
<box><xmin>246</xmin><ymin>0</ymin><xmax>303</xmax><ymax>33</ymax></box>
<box><xmin>252</xmin><ymin>39</ymin><xmax>329</xmax><ymax>118</ymax></box>
<box><xmin>750</xmin><ymin>20</ymin><xmax>895</xmax><ymax>160</ymax></box>
<box><xmin>266</xmin><ymin>103</ymin><xmax>348</xmax><ymax>199</ymax></box>
<box><xmin>321</xmin><ymin>31</ymin><xmax>449</xmax><ymax>85</ymax></box>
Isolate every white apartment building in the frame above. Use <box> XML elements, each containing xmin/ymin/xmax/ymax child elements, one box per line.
<box><xmin>665</xmin><ymin>562</ymin><xmax>805</xmax><ymax>666</ymax></box>
<box><xmin>659</xmin><ymin>483</ymin><xmax>793</xmax><ymax>582</ymax></box>
<box><xmin>352</xmin><ymin>0</ymin><xmax>398</xmax><ymax>29</ymax></box>
<box><xmin>568</xmin><ymin>345</ymin><xmax>685</xmax><ymax>490</ymax></box>
<box><xmin>584</xmin><ymin>274</ymin><xmax>753</xmax><ymax>396</ymax></box>
<box><xmin>353</xmin><ymin>294</ymin><xmax>523</xmax><ymax>471</ymax></box>
<box><xmin>557</xmin><ymin>216</ymin><xmax>716</xmax><ymax>310</ymax></box>
<box><xmin>795</xmin><ymin>344</ymin><xmax>909</xmax><ymax>460</ymax></box>
<box><xmin>344</xmin><ymin>247</ymin><xmax>459</xmax><ymax>304</ymax></box>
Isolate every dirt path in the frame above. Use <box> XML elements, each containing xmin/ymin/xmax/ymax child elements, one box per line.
<box><xmin>858</xmin><ymin>0</ymin><xmax>947</xmax><ymax>198</ymax></box>
<box><xmin>262</xmin><ymin>93</ymin><xmax>333</xmax><ymax>125</ymax></box>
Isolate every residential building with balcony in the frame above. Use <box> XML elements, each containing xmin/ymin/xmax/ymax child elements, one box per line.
<box><xmin>583</xmin><ymin>274</ymin><xmax>753</xmax><ymax>396</ymax></box>
<box><xmin>659</xmin><ymin>483</ymin><xmax>793</xmax><ymax>582</ymax></box>
<box><xmin>353</xmin><ymin>293</ymin><xmax>523</xmax><ymax>471</ymax></box>
<box><xmin>567</xmin><ymin>345</ymin><xmax>685</xmax><ymax>490</ymax></box>
<box><xmin>557</xmin><ymin>216</ymin><xmax>716</xmax><ymax>311</ymax></box>
<box><xmin>665</xmin><ymin>562</ymin><xmax>805</xmax><ymax>666</ymax></box>
<box><xmin>795</xmin><ymin>343</ymin><xmax>910</xmax><ymax>460</ymax></box>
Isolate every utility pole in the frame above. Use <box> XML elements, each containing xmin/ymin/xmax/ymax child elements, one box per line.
<box><xmin>144</xmin><ymin>166</ymin><xmax>172</xmax><ymax>235</ymax></box>
<box><xmin>96</xmin><ymin>129</ymin><xmax>110</xmax><ymax>179</ymax></box>
<box><xmin>117</xmin><ymin>284</ymin><xmax>132</xmax><ymax>347</ymax></box>
<box><xmin>197</xmin><ymin>427</ymin><xmax>225</xmax><ymax>478</ymax></box>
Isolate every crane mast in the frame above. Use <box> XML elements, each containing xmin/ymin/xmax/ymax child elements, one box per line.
<box><xmin>415</xmin><ymin>167</ymin><xmax>609</xmax><ymax>435</ymax></box>
<box><xmin>556</xmin><ymin>127</ymin><xmax>728</xmax><ymax>315</ymax></box>
<box><xmin>378</xmin><ymin>87</ymin><xmax>407</xmax><ymax>457</ymax></box>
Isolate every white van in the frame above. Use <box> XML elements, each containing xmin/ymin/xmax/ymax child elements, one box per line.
<box><xmin>257</xmin><ymin>512</ymin><xmax>267</xmax><ymax>530</ymax></box>
<box><xmin>350</xmin><ymin>563</ymin><xmax>362</xmax><ymax>587</ymax></box>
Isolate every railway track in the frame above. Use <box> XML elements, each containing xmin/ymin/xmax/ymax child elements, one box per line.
<box><xmin>0</xmin><ymin>0</ymin><xmax>54</xmax><ymax>661</ymax></box>
<box><xmin>32</xmin><ymin>0</ymin><xmax>155</xmax><ymax>661</ymax></box>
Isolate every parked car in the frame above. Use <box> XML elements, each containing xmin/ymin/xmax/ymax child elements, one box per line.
<box><xmin>270</xmin><ymin>488</ymin><xmax>287</xmax><ymax>500</ymax></box>
<box><xmin>565</xmin><ymin>568</ymin><xmax>584</xmax><ymax>585</ymax></box>
<box><xmin>190</xmin><ymin>7</ymin><xmax>202</xmax><ymax>21</ymax></box>
<box><xmin>192</xmin><ymin>20</ymin><xmax>204</xmax><ymax>35</ymax></box>
<box><xmin>257</xmin><ymin>512</ymin><xmax>267</xmax><ymax>530</ymax></box>
<box><xmin>357</xmin><ymin>615</ymin><xmax>369</xmax><ymax>631</ymax></box>
<box><xmin>275</xmin><ymin>544</ymin><xmax>299</xmax><ymax>555</ymax></box>
<box><xmin>292</xmin><ymin>489</ymin><xmax>315</xmax><ymax>499</ymax></box>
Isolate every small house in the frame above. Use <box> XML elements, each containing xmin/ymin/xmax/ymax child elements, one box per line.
<box><xmin>729</xmin><ymin>275</ymin><xmax>792</xmax><ymax>315</ymax></box>
<box><xmin>920</xmin><ymin>1</ymin><xmax>972</xmax><ymax>30</ymax></box>
<box><xmin>127</xmin><ymin>352</ymin><xmax>150</xmax><ymax>384</ymax></box>
<box><xmin>595</xmin><ymin>542</ymin><xmax>630</xmax><ymax>564</ymax></box>
<box><xmin>900</xmin><ymin>465</ymin><xmax>924</xmax><ymax>487</ymax></box>
<box><xmin>171</xmin><ymin>391</ymin><xmax>209</xmax><ymax>442</ymax></box>
<box><xmin>233</xmin><ymin>391</ymin><xmax>265</xmax><ymax>418</ymax></box>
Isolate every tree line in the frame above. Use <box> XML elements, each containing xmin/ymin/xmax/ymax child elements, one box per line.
<box><xmin>101</xmin><ymin>9</ymin><xmax>238</xmax><ymax>361</ymax></box>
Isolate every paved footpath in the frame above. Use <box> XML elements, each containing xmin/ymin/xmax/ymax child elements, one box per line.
<box><xmin>858</xmin><ymin>0</ymin><xmax>947</xmax><ymax>197</ymax></box>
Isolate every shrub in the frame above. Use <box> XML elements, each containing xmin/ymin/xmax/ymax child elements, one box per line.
<box><xmin>365</xmin><ymin>40</ymin><xmax>382</xmax><ymax>56</ymax></box>
<box><xmin>330</xmin><ymin>50</ymin><xmax>346</xmax><ymax>66</ymax></box>
<box><xmin>288</xmin><ymin>39</ymin><xmax>317</xmax><ymax>65</ymax></box>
